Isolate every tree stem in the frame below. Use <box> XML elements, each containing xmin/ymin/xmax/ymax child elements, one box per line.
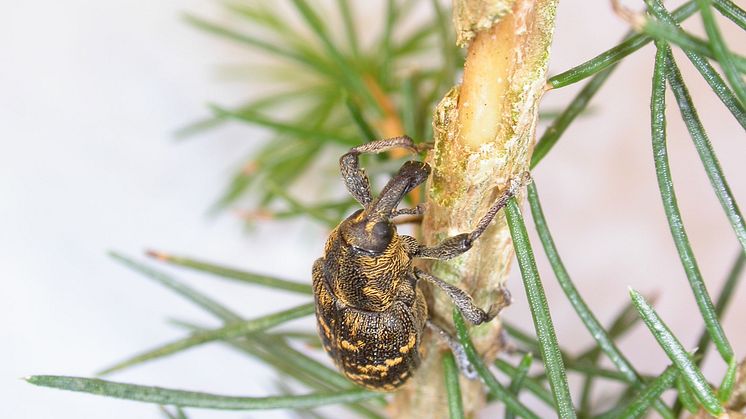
<box><xmin>389</xmin><ymin>0</ymin><xmax>558</xmax><ymax>417</ymax></box>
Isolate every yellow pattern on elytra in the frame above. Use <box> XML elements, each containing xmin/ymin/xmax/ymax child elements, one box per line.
<box><xmin>399</xmin><ymin>333</ymin><xmax>416</xmax><ymax>354</ymax></box>
<box><xmin>345</xmin><ymin>372</ymin><xmax>373</xmax><ymax>381</ymax></box>
<box><xmin>357</xmin><ymin>364</ymin><xmax>389</xmax><ymax>373</ymax></box>
<box><xmin>340</xmin><ymin>339</ymin><xmax>362</xmax><ymax>352</ymax></box>
<box><xmin>384</xmin><ymin>357</ymin><xmax>403</xmax><ymax>367</ymax></box>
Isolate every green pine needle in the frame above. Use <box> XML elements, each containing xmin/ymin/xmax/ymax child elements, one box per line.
<box><xmin>629</xmin><ymin>289</ymin><xmax>724</xmax><ymax>415</ymax></box>
<box><xmin>161</xmin><ymin>405</ymin><xmax>189</xmax><ymax>419</ymax></box>
<box><xmin>548</xmin><ymin>0</ymin><xmax>699</xmax><ymax>89</ymax></box>
<box><xmin>504</xmin><ymin>198</ymin><xmax>576</xmax><ymax>418</ymax></box>
<box><xmin>527</xmin><ymin>182</ymin><xmax>674</xmax><ymax>418</ymax></box>
<box><xmin>644</xmin><ymin>0</ymin><xmax>746</xmax><ymax>130</ymax></box>
<box><xmin>662</xmin><ymin>46</ymin><xmax>746</xmax><ymax>257</ymax></box>
<box><xmin>183</xmin><ymin>14</ymin><xmax>307</xmax><ymax>65</ymax></box>
<box><xmin>676</xmin><ymin>374</ymin><xmax>700</xmax><ymax>413</ymax></box>
<box><xmin>288</xmin><ymin>0</ymin><xmax>381</xmax><ymax>114</ymax></box>
<box><xmin>650</xmin><ymin>41</ymin><xmax>734</xmax><ymax>364</ymax></box>
<box><xmin>576</xmin><ymin>297</ymin><xmax>647</xmax><ymax>361</ymax></box>
<box><xmin>210</xmin><ymin>104</ymin><xmax>356</xmax><ymax>145</ymax></box>
<box><xmin>693</xmin><ymin>252</ymin><xmax>745</xmax><ymax>365</ymax></box>
<box><xmin>616</xmin><ymin>365</ymin><xmax>678</xmax><ymax>419</ymax></box>
<box><xmin>176</xmin><ymin>324</ymin><xmax>386</xmax><ymax>417</ymax></box>
<box><xmin>110</xmin><ymin>252</ymin><xmax>242</xmax><ymax>321</ymax></box>
<box><xmin>713</xmin><ymin>0</ymin><xmax>746</xmax><ymax>31</ymax></box>
<box><xmin>143</xmin><ymin>251</ymin><xmax>312</xmax><ymax>295</ymax></box>
<box><xmin>345</xmin><ymin>96</ymin><xmax>379</xmax><ymax>141</ymax></box>
<box><xmin>97</xmin><ymin>303</ymin><xmax>314</xmax><ymax>376</ymax></box>
<box><xmin>504</xmin><ymin>353</ymin><xmax>533</xmax><ymax>419</ymax></box>
<box><xmin>492</xmin><ymin>358</ymin><xmax>554</xmax><ymax>407</ymax></box>
<box><xmin>695</xmin><ymin>0</ymin><xmax>746</xmax><ymax>105</ymax></box>
<box><xmin>336</xmin><ymin>0</ymin><xmax>360</xmax><ymax>58</ymax></box>
<box><xmin>26</xmin><ymin>376</ymin><xmax>380</xmax><ymax>410</ymax></box>
<box><xmin>112</xmin><ymin>251</ymin><xmax>384</xmax><ymax>415</ymax></box>
<box><xmin>576</xmin><ymin>297</ymin><xmax>648</xmax><ymax>415</ymax></box>
<box><xmin>718</xmin><ymin>358</ymin><xmax>738</xmax><ymax>402</ymax></box>
<box><xmin>639</xmin><ymin>16</ymin><xmax>746</xmax><ymax>74</ymax></box>
<box><xmin>442</xmin><ymin>353</ymin><xmax>465</xmax><ymax>419</ymax></box>
<box><xmin>452</xmin><ymin>310</ymin><xmax>540</xmax><ymax>419</ymax></box>
<box><xmin>532</xmin><ymin>67</ymin><xmax>615</xmax><ymax>168</ymax></box>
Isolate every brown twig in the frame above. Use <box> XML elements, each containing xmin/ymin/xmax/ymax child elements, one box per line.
<box><xmin>389</xmin><ymin>0</ymin><xmax>559</xmax><ymax>417</ymax></box>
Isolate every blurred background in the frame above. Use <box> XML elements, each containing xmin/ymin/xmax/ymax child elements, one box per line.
<box><xmin>2</xmin><ymin>0</ymin><xmax>744</xmax><ymax>418</ymax></box>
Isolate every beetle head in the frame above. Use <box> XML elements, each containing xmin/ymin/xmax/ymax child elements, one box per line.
<box><xmin>340</xmin><ymin>209</ymin><xmax>395</xmax><ymax>254</ymax></box>
<box><xmin>340</xmin><ymin>160</ymin><xmax>430</xmax><ymax>254</ymax></box>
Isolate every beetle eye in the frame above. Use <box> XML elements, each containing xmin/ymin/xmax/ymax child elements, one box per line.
<box><xmin>372</xmin><ymin>221</ymin><xmax>392</xmax><ymax>240</ymax></box>
<box><xmin>340</xmin><ymin>214</ymin><xmax>395</xmax><ymax>254</ymax></box>
<box><xmin>356</xmin><ymin>221</ymin><xmax>392</xmax><ymax>253</ymax></box>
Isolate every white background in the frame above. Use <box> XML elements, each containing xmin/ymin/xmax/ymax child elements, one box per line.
<box><xmin>2</xmin><ymin>1</ymin><xmax>745</xmax><ymax>418</ymax></box>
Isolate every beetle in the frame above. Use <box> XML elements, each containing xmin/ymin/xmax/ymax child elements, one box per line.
<box><xmin>312</xmin><ymin>135</ymin><xmax>529</xmax><ymax>391</ymax></box>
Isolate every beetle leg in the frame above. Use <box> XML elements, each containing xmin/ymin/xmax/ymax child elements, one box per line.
<box><xmin>340</xmin><ymin>136</ymin><xmax>421</xmax><ymax>207</ymax></box>
<box><xmin>427</xmin><ymin>321</ymin><xmax>478</xmax><ymax>380</ymax></box>
<box><xmin>413</xmin><ymin>172</ymin><xmax>531</xmax><ymax>260</ymax></box>
<box><xmin>415</xmin><ymin>268</ymin><xmax>507</xmax><ymax>325</ymax></box>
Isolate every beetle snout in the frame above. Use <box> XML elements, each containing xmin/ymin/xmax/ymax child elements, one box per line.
<box><xmin>368</xmin><ymin>161</ymin><xmax>430</xmax><ymax>219</ymax></box>
<box><xmin>397</xmin><ymin>160</ymin><xmax>430</xmax><ymax>189</ymax></box>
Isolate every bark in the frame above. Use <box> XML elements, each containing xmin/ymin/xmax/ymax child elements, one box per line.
<box><xmin>389</xmin><ymin>0</ymin><xmax>558</xmax><ymax>417</ymax></box>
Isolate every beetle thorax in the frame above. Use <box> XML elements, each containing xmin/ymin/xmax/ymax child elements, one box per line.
<box><xmin>322</xmin><ymin>225</ymin><xmax>412</xmax><ymax>312</ymax></box>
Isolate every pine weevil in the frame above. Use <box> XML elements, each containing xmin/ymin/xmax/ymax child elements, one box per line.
<box><xmin>313</xmin><ymin>136</ymin><xmax>530</xmax><ymax>391</ymax></box>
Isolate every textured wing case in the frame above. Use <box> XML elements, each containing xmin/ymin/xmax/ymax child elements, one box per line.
<box><xmin>313</xmin><ymin>258</ymin><xmax>427</xmax><ymax>390</ymax></box>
